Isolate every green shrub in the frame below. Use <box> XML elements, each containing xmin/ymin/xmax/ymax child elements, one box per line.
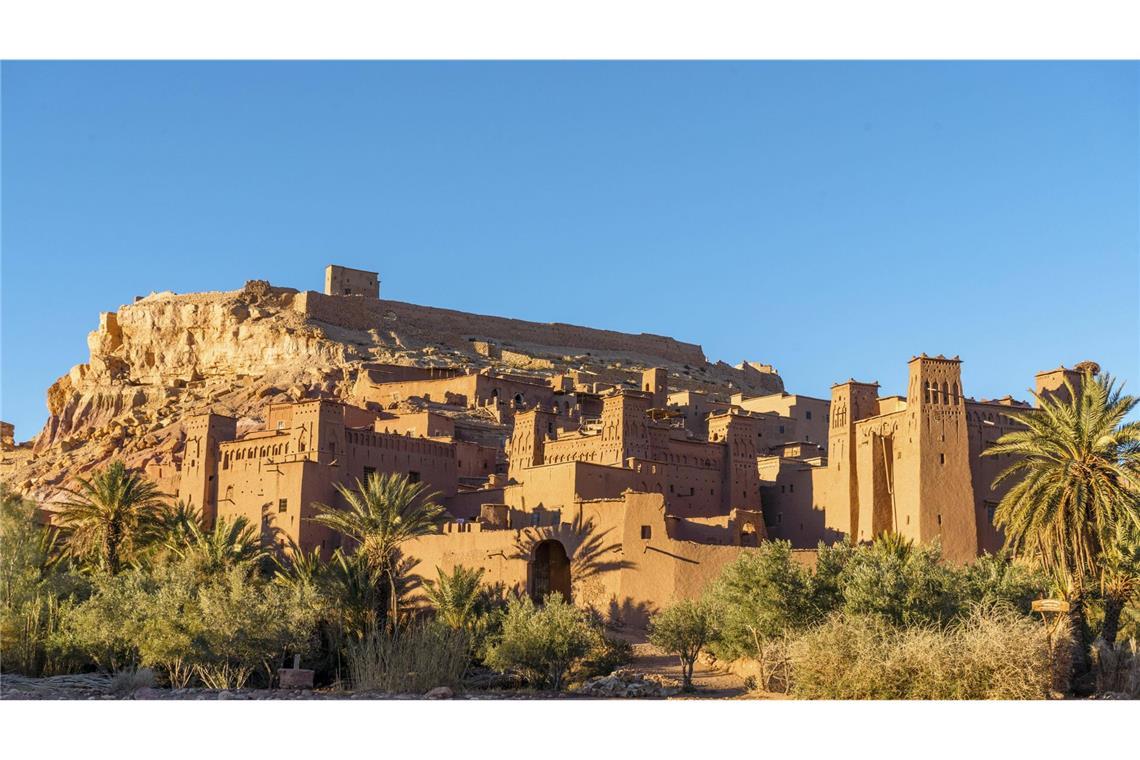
<box><xmin>575</xmin><ymin>631</ymin><xmax>633</xmax><ymax>681</ymax></box>
<box><xmin>960</xmin><ymin>552</ymin><xmax>1048</xmax><ymax>614</ymax></box>
<box><xmin>705</xmin><ymin>541</ymin><xmax>813</xmax><ymax>690</ymax></box>
<box><xmin>0</xmin><ymin>488</ymin><xmax>87</xmax><ymax>676</ymax></box>
<box><xmin>838</xmin><ymin>535</ymin><xmax>961</xmax><ymax>626</ymax></box>
<box><xmin>484</xmin><ymin>595</ymin><xmax>594</xmax><ymax>690</ymax></box>
<box><xmin>648</xmin><ymin>599</ymin><xmax>718</xmax><ymax>691</ymax></box>
<box><xmin>788</xmin><ymin>604</ymin><xmax>1067</xmax><ymax>699</ymax></box>
<box><xmin>346</xmin><ymin>620</ymin><xmax>470</xmax><ymax>693</ymax></box>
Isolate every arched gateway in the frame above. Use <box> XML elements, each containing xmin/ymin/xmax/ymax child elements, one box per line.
<box><xmin>530</xmin><ymin>539</ymin><xmax>571</xmax><ymax>603</ymax></box>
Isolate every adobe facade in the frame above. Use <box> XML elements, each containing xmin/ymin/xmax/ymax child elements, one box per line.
<box><xmin>164</xmin><ymin>265</ymin><xmax>1080</xmax><ymax>619</ymax></box>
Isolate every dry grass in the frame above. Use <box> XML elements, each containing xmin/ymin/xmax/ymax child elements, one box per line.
<box><xmin>107</xmin><ymin>667</ymin><xmax>156</xmax><ymax>697</ymax></box>
<box><xmin>346</xmin><ymin>621</ymin><xmax>469</xmax><ymax>694</ymax></box>
<box><xmin>789</xmin><ymin>604</ymin><xmax>1069</xmax><ymax>700</ymax></box>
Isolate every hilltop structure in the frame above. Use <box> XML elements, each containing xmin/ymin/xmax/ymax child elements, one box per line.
<box><xmin>3</xmin><ymin>264</ymin><xmax>1084</xmax><ymax>622</ymax></box>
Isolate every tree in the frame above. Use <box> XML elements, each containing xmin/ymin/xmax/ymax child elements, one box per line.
<box><xmin>310</xmin><ymin>472</ymin><xmax>447</xmax><ymax>627</ymax></box>
<box><xmin>984</xmin><ymin>370</ymin><xmax>1140</xmax><ymax>651</ymax></box>
<box><xmin>648</xmin><ymin>598</ymin><xmax>718</xmax><ymax>691</ymax></box>
<box><xmin>424</xmin><ymin>565</ymin><xmax>487</xmax><ymax>633</ymax></box>
<box><xmin>175</xmin><ymin>515</ymin><xmax>268</xmax><ymax>576</ymax></box>
<box><xmin>484</xmin><ymin>594</ymin><xmax>594</xmax><ymax>691</ymax></box>
<box><xmin>1099</xmin><ymin>521</ymin><xmax>1140</xmax><ymax>644</ymax></box>
<box><xmin>840</xmin><ymin>533</ymin><xmax>961</xmax><ymax>627</ymax></box>
<box><xmin>55</xmin><ymin>461</ymin><xmax>167</xmax><ymax>574</ymax></box>
<box><xmin>707</xmin><ymin>540</ymin><xmax>814</xmax><ymax>660</ymax></box>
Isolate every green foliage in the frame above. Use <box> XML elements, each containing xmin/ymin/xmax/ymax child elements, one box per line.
<box><xmin>961</xmin><ymin>551</ymin><xmax>1048</xmax><ymax>614</ymax></box>
<box><xmin>984</xmin><ymin>370</ymin><xmax>1140</xmax><ymax>593</ymax></box>
<box><xmin>191</xmin><ymin>566</ymin><xmax>318</xmax><ymax>688</ymax></box>
<box><xmin>705</xmin><ymin>540</ymin><xmax>815</xmax><ymax>663</ymax></box>
<box><xmin>789</xmin><ymin>605</ymin><xmax>1069</xmax><ymax>699</ymax></box>
<box><xmin>0</xmin><ymin>488</ymin><xmax>87</xmax><ymax>676</ymax></box>
<box><xmin>648</xmin><ymin>598</ymin><xmax>718</xmax><ymax>690</ymax></box>
<box><xmin>424</xmin><ymin>565</ymin><xmax>488</xmax><ymax>632</ymax></box>
<box><xmin>310</xmin><ymin>472</ymin><xmax>447</xmax><ymax>626</ymax></box>
<box><xmin>54</xmin><ymin>460</ymin><xmax>167</xmax><ymax>574</ymax></box>
<box><xmin>484</xmin><ymin>595</ymin><xmax>595</xmax><ymax>691</ymax></box>
<box><xmin>346</xmin><ymin>620</ymin><xmax>470</xmax><ymax>693</ymax></box>
<box><xmin>838</xmin><ymin>534</ymin><xmax>961</xmax><ymax>626</ymax></box>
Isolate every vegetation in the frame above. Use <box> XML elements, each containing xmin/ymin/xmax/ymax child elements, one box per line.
<box><xmin>648</xmin><ymin>598</ymin><xmax>718</xmax><ymax>691</ymax></box>
<box><xmin>345</xmin><ymin>620</ymin><xmax>470</xmax><ymax>694</ymax></box>
<box><xmin>5</xmin><ymin>371</ymin><xmax>1137</xmax><ymax>702</ymax></box>
<box><xmin>311</xmin><ymin>471</ymin><xmax>447</xmax><ymax>627</ymax></box>
<box><xmin>54</xmin><ymin>460</ymin><xmax>166</xmax><ymax>574</ymax></box>
<box><xmin>983</xmin><ymin>369</ymin><xmax>1140</xmax><ymax>673</ymax></box>
<box><xmin>484</xmin><ymin>594</ymin><xmax>595</xmax><ymax>691</ymax></box>
<box><xmin>788</xmin><ymin>605</ymin><xmax>1069</xmax><ymax>699</ymax></box>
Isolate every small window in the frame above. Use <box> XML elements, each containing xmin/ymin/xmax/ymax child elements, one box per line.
<box><xmin>363</xmin><ymin>466</ymin><xmax>376</xmax><ymax>479</ymax></box>
<box><xmin>939</xmin><ymin>453</ymin><xmax>945</xmax><ymax>465</ymax></box>
<box><xmin>789</xmin><ymin>483</ymin><xmax>795</xmax><ymax>493</ymax></box>
<box><xmin>779</xmin><ymin>425</ymin><xmax>785</xmax><ymax>434</ymax></box>
<box><xmin>937</xmin><ymin>514</ymin><xmax>943</xmax><ymax>526</ymax></box>
<box><xmin>276</xmin><ymin>421</ymin><xmax>285</xmax><ymax>431</ymax></box>
<box><xmin>640</xmin><ymin>525</ymin><xmax>652</xmax><ymax>540</ymax></box>
<box><xmin>278</xmin><ymin>498</ymin><xmax>288</xmax><ymax>513</ymax></box>
<box><xmin>805</xmin><ymin>410</ymin><xmax>812</xmax><ymax>420</ymax></box>
<box><xmin>986</xmin><ymin>503</ymin><xmax>997</xmax><ymax>524</ymax></box>
<box><xmin>408</xmin><ymin>471</ymin><xmax>421</xmax><ymax>483</ymax></box>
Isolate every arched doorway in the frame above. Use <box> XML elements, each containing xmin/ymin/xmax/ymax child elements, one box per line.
<box><xmin>530</xmin><ymin>539</ymin><xmax>571</xmax><ymax>603</ymax></box>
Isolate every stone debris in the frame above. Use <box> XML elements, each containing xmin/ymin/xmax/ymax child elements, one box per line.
<box><xmin>575</xmin><ymin>668</ymin><xmax>681</xmax><ymax>699</ymax></box>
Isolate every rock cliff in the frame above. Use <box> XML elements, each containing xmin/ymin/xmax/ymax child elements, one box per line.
<box><xmin>2</xmin><ymin>280</ymin><xmax>783</xmax><ymax>501</ymax></box>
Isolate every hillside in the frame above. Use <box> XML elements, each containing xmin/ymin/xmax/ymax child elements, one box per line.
<box><xmin>1</xmin><ymin>279</ymin><xmax>783</xmax><ymax>501</ymax></box>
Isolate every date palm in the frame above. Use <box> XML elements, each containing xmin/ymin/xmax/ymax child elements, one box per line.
<box><xmin>425</xmin><ymin>565</ymin><xmax>487</xmax><ymax>632</ymax></box>
<box><xmin>178</xmin><ymin>515</ymin><xmax>268</xmax><ymax>574</ymax></box>
<box><xmin>984</xmin><ymin>370</ymin><xmax>1140</xmax><ymax>649</ymax></box>
<box><xmin>55</xmin><ymin>460</ymin><xmax>167</xmax><ymax>574</ymax></box>
<box><xmin>310</xmin><ymin>472</ymin><xmax>447</xmax><ymax>627</ymax></box>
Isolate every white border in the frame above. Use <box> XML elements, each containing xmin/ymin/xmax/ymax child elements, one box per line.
<box><xmin>1</xmin><ymin>0</ymin><xmax>1139</xmax><ymax>59</ymax></box>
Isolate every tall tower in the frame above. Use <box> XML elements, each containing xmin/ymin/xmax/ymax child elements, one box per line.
<box><xmin>599</xmin><ymin>390</ymin><xmax>653</xmax><ymax>465</ymax></box>
<box><xmin>826</xmin><ymin>380</ymin><xmax>879</xmax><ymax>537</ymax></box>
<box><xmin>899</xmin><ymin>355</ymin><xmax>978</xmax><ymax>562</ymax></box>
<box><xmin>1034</xmin><ymin>364</ymin><xmax>1088</xmax><ymax>406</ymax></box>
<box><xmin>708</xmin><ymin>411</ymin><xmax>763</xmax><ymax>513</ymax></box>
<box><xmin>508</xmin><ymin>408</ymin><xmax>557</xmax><ymax>480</ymax></box>
<box><xmin>640</xmin><ymin>367</ymin><xmax>668</xmax><ymax>408</ymax></box>
<box><xmin>178</xmin><ymin>412</ymin><xmax>238</xmax><ymax>527</ymax></box>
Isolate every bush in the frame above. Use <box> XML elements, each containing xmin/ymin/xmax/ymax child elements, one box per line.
<box><xmin>788</xmin><ymin>604</ymin><xmax>1068</xmax><ymax>699</ymax></box>
<box><xmin>960</xmin><ymin>552</ymin><xmax>1048</xmax><ymax>614</ymax></box>
<box><xmin>484</xmin><ymin>595</ymin><xmax>594</xmax><ymax>690</ymax></box>
<box><xmin>648</xmin><ymin>599</ymin><xmax>718</xmax><ymax>691</ymax></box>
<box><xmin>838</xmin><ymin>536</ymin><xmax>961</xmax><ymax>626</ymax></box>
<box><xmin>575</xmin><ymin>631</ymin><xmax>633</xmax><ymax>681</ymax></box>
<box><xmin>108</xmin><ymin>666</ymin><xmax>156</xmax><ymax>697</ymax></box>
<box><xmin>705</xmin><ymin>541</ymin><xmax>813</xmax><ymax>689</ymax></box>
<box><xmin>346</xmin><ymin>620</ymin><xmax>470</xmax><ymax>694</ymax></box>
<box><xmin>0</xmin><ymin>488</ymin><xmax>87</xmax><ymax>676</ymax></box>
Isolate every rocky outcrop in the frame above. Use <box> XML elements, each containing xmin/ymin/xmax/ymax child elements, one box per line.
<box><xmin>3</xmin><ymin>279</ymin><xmax>783</xmax><ymax>502</ymax></box>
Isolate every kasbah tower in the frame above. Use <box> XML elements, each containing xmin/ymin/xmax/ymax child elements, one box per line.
<box><xmin>37</xmin><ymin>264</ymin><xmax>1090</xmax><ymax>623</ymax></box>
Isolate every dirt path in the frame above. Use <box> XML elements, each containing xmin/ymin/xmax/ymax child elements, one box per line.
<box><xmin>619</xmin><ymin>632</ymin><xmax>784</xmax><ymax>700</ymax></box>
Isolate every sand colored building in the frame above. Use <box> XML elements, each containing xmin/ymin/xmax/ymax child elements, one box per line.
<box><xmin>159</xmin><ymin>264</ymin><xmax>1085</xmax><ymax>617</ymax></box>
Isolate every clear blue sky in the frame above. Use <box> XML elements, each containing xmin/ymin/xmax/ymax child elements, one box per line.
<box><xmin>2</xmin><ymin>62</ymin><xmax>1137</xmax><ymax>442</ymax></box>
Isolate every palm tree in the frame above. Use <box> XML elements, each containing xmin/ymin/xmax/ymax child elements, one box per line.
<box><xmin>55</xmin><ymin>460</ymin><xmax>167</xmax><ymax>574</ymax></box>
<box><xmin>154</xmin><ymin>500</ymin><xmax>204</xmax><ymax>551</ymax></box>
<box><xmin>1100</xmin><ymin>520</ymin><xmax>1140</xmax><ymax>644</ymax></box>
<box><xmin>310</xmin><ymin>472</ymin><xmax>447</xmax><ymax>627</ymax></box>
<box><xmin>424</xmin><ymin>565</ymin><xmax>487</xmax><ymax>632</ymax></box>
<box><xmin>177</xmin><ymin>516</ymin><xmax>268</xmax><ymax>574</ymax></box>
<box><xmin>983</xmin><ymin>370</ymin><xmax>1140</xmax><ymax>652</ymax></box>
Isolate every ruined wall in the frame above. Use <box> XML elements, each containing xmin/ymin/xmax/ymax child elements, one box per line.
<box><xmin>294</xmin><ymin>290</ymin><xmax>708</xmax><ymax>366</ymax></box>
